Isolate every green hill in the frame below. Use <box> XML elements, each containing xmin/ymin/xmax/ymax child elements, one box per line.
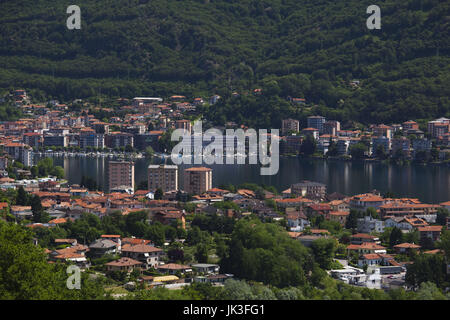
<box><xmin>0</xmin><ymin>0</ymin><xmax>449</xmax><ymax>127</ymax></box>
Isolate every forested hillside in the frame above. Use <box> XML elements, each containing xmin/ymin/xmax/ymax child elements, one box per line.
<box><xmin>0</xmin><ymin>0</ymin><xmax>449</xmax><ymax>126</ymax></box>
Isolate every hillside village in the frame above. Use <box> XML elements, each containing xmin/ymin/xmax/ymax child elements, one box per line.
<box><xmin>0</xmin><ymin>89</ymin><xmax>449</xmax><ymax>297</ymax></box>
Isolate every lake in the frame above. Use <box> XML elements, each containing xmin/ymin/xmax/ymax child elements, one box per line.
<box><xmin>39</xmin><ymin>155</ymin><xmax>450</xmax><ymax>204</ymax></box>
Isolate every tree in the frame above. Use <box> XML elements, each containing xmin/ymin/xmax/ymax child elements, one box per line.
<box><xmin>145</xmin><ymin>146</ymin><xmax>154</xmax><ymax>158</ymax></box>
<box><xmin>375</xmin><ymin>144</ymin><xmax>388</xmax><ymax>160</ymax></box>
<box><xmin>349</xmin><ymin>143</ymin><xmax>367</xmax><ymax>159</ymax></box>
<box><xmin>405</xmin><ymin>254</ymin><xmax>447</xmax><ymax>290</ymax></box>
<box><xmin>300</xmin><ymin>135</ymin><xmax>316</xmax><ymax>155</ymax></box>
<box><xmin>415</xmin><ymin>282</ymin><xmax>447</xmax><ymax>300</ymax></box>
<box><xmin>16</xmin><ymin>186</ymin><xmax>29</xmax><ymax>206</ymax></box>
<box><xmin>311</xmin><ymin>238</ymin><xmax>336</xmax><ymax>269</ymax></box>
<box><xmin>436</xmin><ymin>208</ymin><xmax>449</xmax><ymax>226</ymax></box>
<box><xmin>195</xmin><ymin>243</ymin><xmax>209</xmax><ymax>263</ymax></box>
<box><xmin>326</xmin><ymin>138</ymin><xmax>338</xmax><ymax>157</ymax></box>
<box><xmin>31</xmin><ymin>195</ymin><xmax>46</xmax><ymax>223</ymax></box>
<box><xmin>154</xmin><ymin>188</ymin><xmax>163</xmax><ymax>200</ymax></box>
<box><xmin>389</xmin><ymin>227</ymin><xmax>403</xmax><ymax>248</ymax></box>
<box><xmin>0</xmin><ymin>220</ymin><xmax>106</xmax><ymax>299</ymax></box>
<box><xmin>345</xmin><ymin>209</ymin><xmax>361</xmax><ymax>230</ymax></box>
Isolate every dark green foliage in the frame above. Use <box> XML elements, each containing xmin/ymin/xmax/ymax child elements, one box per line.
<box><xmin>220</xmin><ymin>218</ymin><xmax>313</xmax><ymax>288</ymax></box>
<box><xmin>191</xmin><ymin>214</ymin><xmax>235</xmax><ymax>234</ymax></box>
<box><xmin>0</xmin><ymin>0</ymin><xmax>448</xmax><ymax>125</ymax></box>
<box><xmin>0</xmin><ymin>220</ymin><xmax>107</xmax><ymax>299</ymax></box>
<box><xmin>436</xmin><ymin>208</ymin><xmax>449</xmax><ymax>226</ymax></box>
<box><xmin>405</xmin><ymin>253</ymin><xmax>449</xmax><ymax>290</ymax></box>
<box><xmin>310</xmin><ymin>238</ymin><xmax>337</xmax><ymax>269</ymax></box>
<box><xmin>389</xmin><ymin>227</ymin><xmax>404</xmax><ymax>248</ymax></box>
<box><xmin>154</xmin><ymin>188</ymin><xmax>163</xmax><ymax>200</ymax></box>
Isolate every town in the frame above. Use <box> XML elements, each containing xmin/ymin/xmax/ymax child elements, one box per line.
<box><xmin>0</xmin><ymin>88</ymin><xmax>449</xmax><ymax>299</ymax></box>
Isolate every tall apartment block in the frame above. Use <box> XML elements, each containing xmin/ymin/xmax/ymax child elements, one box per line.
<box><xmin>148</xmin><ymin>164</ymin><xmax>178</xmax><ymax>192</ymax></box>
<box><xmin>108</xmin><ymin>161</ymin><xmax>135</xmax><ymax>191</ymax></box>
<box><xmin>183</xmin><ymin>167</ymin><xmax>212</xmax><ymax>195</ymax></box>
<box><xmin>307</xmin><ymin>116</ymin><xmax>326</xmax><ymax>133</ymax></box>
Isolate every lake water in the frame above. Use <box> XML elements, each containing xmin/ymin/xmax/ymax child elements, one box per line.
<box><xmin>40</xmin><ymin>155</ymin><xmax>450</xmax><ymax>204</ymax></box>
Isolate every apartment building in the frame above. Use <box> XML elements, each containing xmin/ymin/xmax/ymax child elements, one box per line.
<box><xmin>183</xmin><ymin>167</ymin><xmax>212</xmax><ymax>195</ymax></box>
<box><xmin>148</xmin><ymin>164</ymin><xmax>178</xmax><ymax>192</ymax></box>
<box><xmin>108</xmin><ymin>161</ymin><xmax>135</xmax><ymax>191</ymax></box>
<box><xmin>307</xmin><ymin>116</ymin><xmax>326</xmax><ymax>133</ymax></box>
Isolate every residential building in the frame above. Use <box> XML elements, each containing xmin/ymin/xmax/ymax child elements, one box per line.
<box><xmin>148</xmin><ymin>164</ymin><xmax>178</xmax><ymax>192</ymax></box>
<box><xmin>88</xmin><ymin>239</ymin><xmax>119</xmax><ymax>258</ymax></box>
<box><xmin>357</xmin><ymin>216</ymin><xmax>385</xmax><ymax>233</ymax></box>
<box><xmin>393</xmin><ymin>243</ymin><xmax>421</xmax><ymax>254</ymax></box>
<box><xmin>183</xmin><ymin>167</ymin><xmax>212</xmax><ymax>195</ymax></box>
<box><xmin>379</xmin><ymin>202</ymin><xmax>439</xmax><ymax>218</ymax></box>
<box><xmin>121</xmin><ymin>244</ymin><xmax>164</xmax><ymax>269</ymax></box>
<box><xmin>157</xmin><ymin>263</ymin><xmax>192</xmax><ymax>275</ymax></box>
<box><xmin>23</xmin><ymin>132</ymin><xmax>42</xmax><ymax>148</ymax></box>
<box><xmin>281</xmin><ymin>119</ymin><xmax>300</xmax><ymax>135</ymax></box>
<box><xmin>175</xmin><ymin>120</ymin><xmax>192</xmax><ymax>134</ymax></box>
<box><xmin>44</xmin><ymin>133</ymin><xmax>68</xmax><ymax>148</ymax></box>
<box><xmin>402</xmin><ymin>120</ymin><xmax>419</xmax><ymax>131</ymax></box>
<box><xmin>418</xmin><ymin>225</ymin><xmax>442</xmax><ymax>242</ymax></box>
<box><xmin>3</xmin><ymin>142</ymin><xmax>33</xmax><ymax>167</ymax></box>
<box><xmin>391</xmin><ymin>137</ymin><xmax>411</xmax><ymax>157</ymax></box>
<box><xmin>283</xmin><ymin>135</ymin><xmax>303</xmax><ymax>154</ymax></box>
<box><xmin>291</xmin><ymin>180</ymin><xmax>327</xmax><ymax>199</ymax></box>
<box><xmin>191</xmin><ymin>263</ymin><xmax>220</xmax><ymax>274</ymax></box>
<box><xmin>323</xmin><ymin>120</ymin><xmax>341</xmax><ymax>136</ymax></box>
<box><xmin>371</xmin><ymin>136</ymin><xmax>391</xmax><ymax>155</ymax></box>
<box><xmin>373</xmin><ymin>124</ymin><xmax>393</xmax><ymax>139</ymax></box>
<box><xmin>307</xmin><ymin>116</ymin><xmax>326</xmax><ymax>133</ymax></box>
<box><xmin>105</xmin><ymin>257</ymin><xmax>141</xmax><ymax>273</ymax></box>
<box><xmin>79</xmin><ymin>129</ymin><xmax>104</xmax><ymax>149</ymax></box>
<box><xmin>108</xmin><ymin>161</ymin><xmax>135</xmax><ymax>191</ymax></box>
<box><xmin>105</xmin><ymin>132</ymin><xmax>134</xmax><ymax>149</ymax></box>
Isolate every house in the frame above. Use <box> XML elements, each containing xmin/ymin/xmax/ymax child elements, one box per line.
<box><xmin>121</xmin><ymin>243</ymin><xmax>164</xmax><ymax>269</ymax></box>
<box><xmin>384</xmin><ymin>216</ymin><xmax>428</xmax><ymax>232</ymax></box>
<box><xmin>350</xmin><ymin>233</ymin><xmax>380</xmax><ymax>245</ymax></box>
<box><xmin>349</xmin><ymin>193</ymin><xmax>385</xmax><ymax>210</ymax></box>
<box><xmin>418</xmin><ymin>225</ymin><xmax>442</xmax><ymax>242</ymax></box>
<box><xmin>157</xmin><ymin>263</ymin><xmax>192</xmax><ymax>275</ymax></box>
<box><xmin>326</xmin><ymin>211</ymin><xmax>349</xmax><ymax>225</ymax></box>
<box><xmin>286</xmin><ymin>209</ymin><xmax>310</xmax><ymax>232</ymax></box>
<box><xmin>394</xmin><ymin>243</ymin><xmax>421</xmax><ymax>254</ymax></box>
<box><xmin>54</xmin><ymin>238</ymin><xmax>78</xmax><ymax>246</ymax></box>
<box><xmin>328</xmin><ymin>199</ymin><xmax>349</xmax><ymax>212</ymax></box>
<box><xmin>88</xmin><ymin>239</ymin><xmax>119</xmax><ymax>258</ymax></box>
<box><xmin>358</xmin><ymin>254</ymin><xmax>382</xmax><ymax>267</ymax></box>
<box><xmin>191</xmin><ymin>263</ymin><xmax>220</xmax><ymax>274</ymax></box>
<box><xmin>291</xmin><ymin>180</ymin><xmax>326</xmax><ymax>199</ymax></box>
<box><xmin>306</xmin><ymin>204</ymin><xmax>332</xmax><ymax>217</ymax></box>
<box><xmin>105</xmin><ymin>257</ymin><xmax>142</xmax><ymax>273</ymax></box>
<box><xmin>275</xmin><ymin>197</ymin><xmax>313</xmax><ymax>209</ymax></box>
<box><xmin>50</xmin><ymin>244</ymin><xmax>90</xmax><ymax>269</ymax></box>
<box><xmin>10</xmin><ymin>205</ymin><xmax>33</xmax><ymax>219</ymax></box>
<box><xmin>357</xmin><ymin>216</ymin><xmax>384</xmax><ymax>233</ymax></box>
<box><xmin>347</xmin><ymin>242</ymin><xmax>387</xmax><ymax>255</ymax></box>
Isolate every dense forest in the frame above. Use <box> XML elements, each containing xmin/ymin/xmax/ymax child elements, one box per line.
<box><xmin>0</xmin><ymin>0</ymin><xmax>449</xmax><ymax>127</ymax></box>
